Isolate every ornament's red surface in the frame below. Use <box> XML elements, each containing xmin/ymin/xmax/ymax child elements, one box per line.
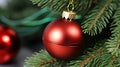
<box><xmin>0</xmin><ymin>25</ymin><xmax>20</xmax><ymax>64</ymax></box>
<box><xmin>43</xmin><ymin>19</ymin><xmax>84</xmax><ymax>60</ymax></box>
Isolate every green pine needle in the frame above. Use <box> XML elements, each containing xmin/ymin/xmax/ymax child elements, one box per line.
<box><xmin>82</xmin><ymin>0</ymin><xmax>117</xmax><ymax>36</ymax></box>
<box><xmin>68</xmin><ymin>41</ymin><xmax>120</xmax><ymax>67</ymax></box>
<box><xmin>68</xmin><ymin>41</ymin><xmax>106</xmax><ymax>67</ymax></box>
<box><xmin>24</xmin><ymin>50</ymin><xmax>58</xmax><ymax>67</ymax></box>
<box><xmin>24</xmin><ymin>50</ymin><xmax>66</xmax><ymax>67</ymax></box>
<box><xmin>106</xmin><ymin>5</ymin><xmax>120</xmax><ymax>57</ymax></box>
<box><xmin>30</xmin><ymin>0</ymin><xmax>94</xmax><ymax>15</ymax></box>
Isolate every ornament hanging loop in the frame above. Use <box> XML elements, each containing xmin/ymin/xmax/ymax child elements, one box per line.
<box><xmin>67</xmin><ymin>0</ymin><xmax>75</xmax><ymax>11</ymax></box>
<box><xmin>62</xmin><ymin>0</ymin><xmax>76</xmax><ymax>20</ymax></box>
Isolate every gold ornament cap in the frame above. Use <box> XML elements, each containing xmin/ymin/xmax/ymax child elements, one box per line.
<box><xmin>62</xmin><ymin>10</ymin><xmax>76</xmax><ymax>20</ymax></box>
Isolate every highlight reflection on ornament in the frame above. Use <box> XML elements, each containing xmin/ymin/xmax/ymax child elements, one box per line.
<box><xmin>2</xmin><ymin>35</ymin><xmax>11</xmax><ymax>46</ymax></box>
<box><xmin>49</xmin><ymin>28</ymin><xmax>63</xmax><ymax>43</ymax></box>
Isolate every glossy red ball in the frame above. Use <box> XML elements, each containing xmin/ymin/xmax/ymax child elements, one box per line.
<box><xmin>43</xmin><ymin>19</ymin><xmax>84</xmax><ymax>60</ymax></box>
<box><xmin>0</xmin><ymin>25</ymin><xmax>20</xmax><ymax>64</ymax></box>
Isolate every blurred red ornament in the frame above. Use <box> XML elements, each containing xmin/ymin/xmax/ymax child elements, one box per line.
<box><xmin>0</xmin><ymin>25</ymin><xmax>20</xmax><ymax>64</ymax></box>
<box><xmin>43</xmin><ymin>18</ymin><xmax>84</xmax><ymax>60</ymax></box>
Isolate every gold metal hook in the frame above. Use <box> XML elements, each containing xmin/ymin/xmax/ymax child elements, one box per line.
<box><xmin>67</xmin><ymin>0</ymin><xmax>75</xmax><ymax>11</ymax></box>
<box><xmin>62</xmin><ymin>0</ymin><xmax>76</xmax><ymax>20</ymax></box>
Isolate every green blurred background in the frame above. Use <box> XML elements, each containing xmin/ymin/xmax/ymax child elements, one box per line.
<box><xmin>0</xmin><ymin>0</ymin><xmax>51</xmax><ymax>67</ymax></box>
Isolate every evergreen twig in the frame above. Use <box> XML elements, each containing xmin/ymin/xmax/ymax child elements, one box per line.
<box><xmin>24</xmin><ymin>50</ymin><xmax>57</xmax><ymax>67</ymax></box>
<box><xmin>30</xmin><ymin>0</ymin><xmax>94</xmax><ymax>15</ymax></box>
<box><xmin>68</xmin><ymin>40</ymin><xmax>107</xmax><ymax>67</ymax></box>
<box><xmin>110</xmin><ymin>55</ymin><xmax>116</xmax><ymax>67</ymax></box>
<box><xmin>82</xmin><ymin>0</ymin><xmax>116</xmax><ymax>36</ymax></box>
<box><xmin>39</xmin><ymin>59</ymin><xmax>56</xmax><ymax>66</ymax></box>
<box><xmin>80</xmin><ymin>48</ymin><xmax>105</xmax><ymax>67</ymax></box>
<box><xmin>106</xmin><ymin>5</ymin><xmax>120</xmax><ymax>57</ymax></box>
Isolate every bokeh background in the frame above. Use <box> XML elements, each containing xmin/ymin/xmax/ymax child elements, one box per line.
<box><xmin>0</xmin><ymin>0</ymin><xmax>54</xmax><ymax>67</ymax></box>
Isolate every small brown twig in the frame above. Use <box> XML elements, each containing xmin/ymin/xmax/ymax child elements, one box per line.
<box><xmin>110</xmin><ymin>55</ymin><xmax>116</xmax><ymax>67</ymax></box>
<box><xmin>80</xmin><ymin>48</ymin><xmax>105</xmax><ymax>67</ymax></box>
<box><xmin>39</xmin><ymin>59</ymin><xmax>56</xmax><ymax>66</ymax></box>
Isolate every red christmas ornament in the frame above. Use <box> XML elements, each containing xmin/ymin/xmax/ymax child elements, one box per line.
<box><xmin>43</xmin><ymin>11</ymin><xmax>84</xmax><ymax>60</ymax></box>
<box><xmin>0</xmin><ymin>25</ymin><xmax>20</xmax><ymax>64</ymax></box>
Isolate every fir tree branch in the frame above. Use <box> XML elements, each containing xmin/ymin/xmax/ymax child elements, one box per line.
<box><xmin>89</xmin><ymin>0</ymin><xmax>112</xmax><ymax>30</ymax></box>
<box><xmin>68</xmin><ymin>39</ymin><xmax>120</xmax><ymax>67</ymax></box>
<box><xmin>82</xmin><ymin>0</ymin><xmax>117</xmax><ymax>36</ymax></box>
<box><xmin>39</xmin><ymin>59</ymin><xmax>56</xmax><ymax>66</ymax></box>
<box><xmin>80</xmin><ymin>48</ymin><xmax>105</xmax><ymax>67</ymax></box>
<box><xmin>24</xmin><ymin>50</ymin><xmax>64</xmax><ymax>67</ymax></box>
<box><xmin>30</xmin><ymin>0</ymin><xmax>94</xmax><ymax>15</ymax></box>
<box><xmin>81</xmin><ymin>50</ymin><xmax>120</xmax><ymax>67</ymax></box>
<box><xmin>68</xmin><ymin>40</ymin><xmax>107</xmax><ymax>67</ymax></box>
<box><xmin>110</xmin><ymin>55</ymin><xmax>116</xmax><ymax>67</ymax></box>
<box><xmin>24</xmin><ymin>50</ymin><xmax>59</xmax><ymax>67</ymax></box>
<box><xmin>106</xmin><ymin>5</ymin><xmax>120</xmax><ymax>57</ymax></box>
